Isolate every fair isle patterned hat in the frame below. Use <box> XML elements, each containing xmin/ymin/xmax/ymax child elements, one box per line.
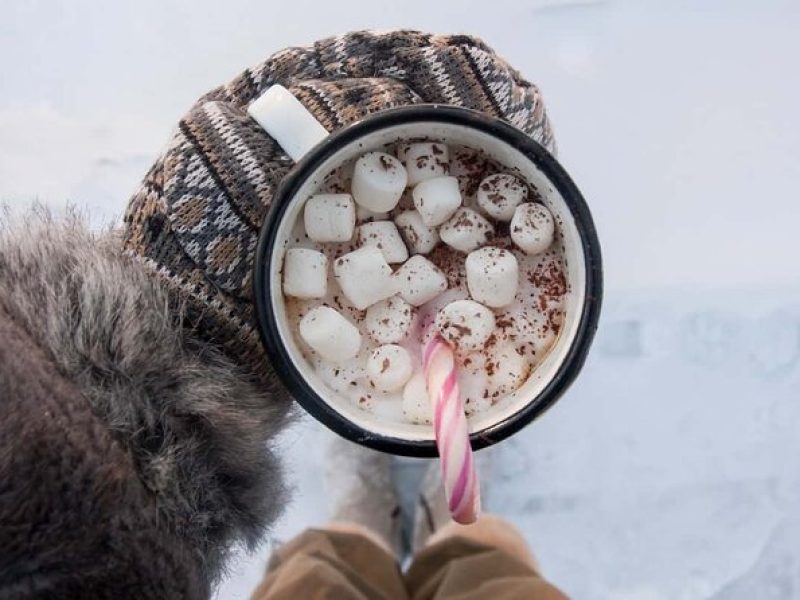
<box><xmin>123</xmin><ymin>30</ymin><xmax>556</xmax><ymax>384</ymax></box>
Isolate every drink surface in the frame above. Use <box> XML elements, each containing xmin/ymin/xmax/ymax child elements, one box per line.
<box><xmin>282</xmin><ymin>143</ymin><xmax>568</xmax><ymax>426</ymax></box>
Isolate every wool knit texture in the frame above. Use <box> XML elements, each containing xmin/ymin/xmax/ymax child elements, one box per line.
<box><xmin>123</xmin><ymin>30</ymin><xmax>556</xmax><ymax>383</ymax></box>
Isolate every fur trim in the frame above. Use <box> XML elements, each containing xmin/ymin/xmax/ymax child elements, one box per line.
<box><xmin>0</xmin><ymin>208</ymin><xmax>293</xmax><ymax>578</ymax></box>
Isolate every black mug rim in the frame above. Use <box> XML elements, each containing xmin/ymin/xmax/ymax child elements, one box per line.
<box><xmin>253</xmin><ymin>104</ymin><xmax>603</xmax><ymax>457</ymax></box>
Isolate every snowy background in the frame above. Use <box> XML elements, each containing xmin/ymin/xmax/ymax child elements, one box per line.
<box><xmin>3</xmin><ymin>1</ymin><xmax>799</xmax><ymax>598</ymax></box>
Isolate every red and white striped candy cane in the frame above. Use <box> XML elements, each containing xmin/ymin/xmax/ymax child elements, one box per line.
<box><xmin>423</xmin><ymin>333</ymin><xmax>481</xmax><ymax>524</ymax></box>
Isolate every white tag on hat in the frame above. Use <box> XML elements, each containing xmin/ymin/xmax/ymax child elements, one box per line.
<box><xmin>247</xmin><ymin>84</ymin><xmax>330</xmax><ymax>162</ymax></box>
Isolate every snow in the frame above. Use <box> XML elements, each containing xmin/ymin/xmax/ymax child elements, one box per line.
<box><xmin>2</xmin><ymin>0</ymin><xmax>799</xmax><ymax>598</ymax></box>
<box><xmin>225</xmin><ymin>287</ymin><xmax>800</xmax><ymax>599</ymax></box>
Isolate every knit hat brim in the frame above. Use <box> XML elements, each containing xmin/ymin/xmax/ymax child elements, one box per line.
<box><xmin>123</xmin><ymin>30</ymin><xmax>556</xmax><ymax>383</ymax></box>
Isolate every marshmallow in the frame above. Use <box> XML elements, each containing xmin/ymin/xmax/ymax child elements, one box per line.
<box><xmin>486</xmin><ymin>342</ymin><xmax>531</xmax><ymax>397</ymax></box>
<box><xmin>367</xmin><ymin>344</ymin><xmax>413</xmax><ymax>392</ymax></box>
<box><xmin>412</xmin><ymin>176</ymin><xmax>462</xmax><ymax>227</ymax></box>
<box><xmin>402</xmin><ymin>373</ymin><xmax>432</xmax><ymax>424</ymax></box>
<box><xmin>304</xmin><ymin>193</ymin><xmax>356</xmax><ymax>242</ymax></box>
<box><xmin>459</xmin><ymin>356</ymin><xmax>491</xmax><ymax>415</ymax></box>
<box><xmin>365</xmin><ymin>295</ymin><xmax>414</xmax><ymax>344</ymax></box>
<box><xmin>400</xmin><ymin>142</ymin><xmax>449</xmax><ymax>185</ymax></box>
<box><xmin>394</xmin><ymin>210</ymin><xmax>439</xmax><ymax>254</ymax></box>
<box><xmin>510</xmin><ymin>203</ymin><xmax>555</xmax><ymax>255</ymax></box>
<box><xmin>333</xmin><ymin>246</ymin><xmax>395</xmax><ymax>310</ymax></box>
<box><xmin>351</xmin><ymin>151</ymin><xmax>408</xmax><ymax>212</ymax></box>
<box><xmin>393</xmin><ymin>255</ymin><xmax>448</xmax><ymax>307</ymax></box>
<box><xmin>357</xmin><ymin>221</ymin><xmax>409</xmax><ymax>264</ymax></box>
<box><xmin>298</xmin><ymin>306</ymin><xmax>361</xmax><ymax>364</ymax></box>
<box><xmin>435</xmin><ymin>299</ymin><xmax>496</xmax><ymax>352</ymax></box>
<box><xmin>282</xmin><ymin>248</ymin><xmax>328</xmax><ymax>298</ymax></box>
<box><xmin>465</xmin><ymin>246</ymin><xmax>519</xmax><ymax>307</ymax></box>
<box><xmin>477</xmin><ymin>173</ymin><xmax>529</xmax><ymax>221</ymax></box>
<box><xmin>439</xmin><ymin>207</ymin><xmax>494</xmax><ymax>253</ymax></box>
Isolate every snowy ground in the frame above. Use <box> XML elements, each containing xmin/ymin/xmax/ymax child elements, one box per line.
<box><xmin>216</xmin><ymin>286</ymin><xmax>800</xmax><ymax>599</ymax></box>
<box><xmin>2</xmin><ymin>1</ymin><xmax>799</xmax><ymax>598</ymax></box>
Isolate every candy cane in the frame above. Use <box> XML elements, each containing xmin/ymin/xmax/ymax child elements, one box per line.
<box><xmin>423</xmin><ymin>333</ymin><xmax>481</xmax><ymax>524</ymax></box>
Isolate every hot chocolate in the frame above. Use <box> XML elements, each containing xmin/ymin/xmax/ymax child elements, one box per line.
<box><xmin>280</xmin><ymin>141</ymin><xmax>568</xmax><ymax>426</ymax></box>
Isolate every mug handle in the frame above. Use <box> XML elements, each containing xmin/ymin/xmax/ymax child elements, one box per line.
<box><xmin>247</xmin><ymin>84</ymin><xmax>330</xmax><ymax>162</ymax></box>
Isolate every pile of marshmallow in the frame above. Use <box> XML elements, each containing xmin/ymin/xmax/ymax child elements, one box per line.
<box><xmin>283</xmin><ymin>142</ymin><xmax>556</xmax><ymax>408</ymax></box>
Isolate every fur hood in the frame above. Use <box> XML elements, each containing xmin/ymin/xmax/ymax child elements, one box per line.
<box><xmin>0</xmin><ymin>210</ymin><xmax>293</xmax><ymax>584</ymax></box>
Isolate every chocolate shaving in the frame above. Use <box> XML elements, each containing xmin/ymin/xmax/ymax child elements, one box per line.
<box><xmin>450</xmin><ymin>323</ymin><xmax>472</xmax><ymax>337</ymax></box>
<box><xmin>378</xmin><ymin>155</ymin><xmax>393</xmax><ymax>170</ymax></box>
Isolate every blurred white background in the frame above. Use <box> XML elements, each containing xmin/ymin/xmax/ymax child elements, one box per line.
<box><xmin>2</xmin><ymin>1</ymin><xmax>799</xmax><ymax>598</ymax></box>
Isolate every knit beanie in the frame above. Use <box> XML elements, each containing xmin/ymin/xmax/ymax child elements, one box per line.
<box><xmin>123</xmin><ymin>30</ymin><xmax>556</xmax><ymax>384</ymax></box>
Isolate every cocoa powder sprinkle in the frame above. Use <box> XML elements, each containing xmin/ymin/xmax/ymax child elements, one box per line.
<box><xmin>378</xmin><ymin>155</ymin><xmax>393</xmax><ymax>170</ymax></box>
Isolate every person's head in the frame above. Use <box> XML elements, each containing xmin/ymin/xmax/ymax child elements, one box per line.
<box><xmin>123</xmin><ymin>30</ymin><xmax>556</xmax><ymax>384</ymax></box>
